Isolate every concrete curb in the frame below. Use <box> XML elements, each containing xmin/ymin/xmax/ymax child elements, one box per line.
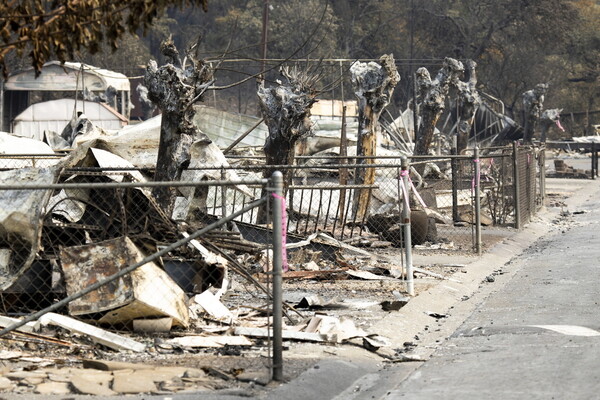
<box><xmin>265</xmin><ymin>178</ymin><xmax>597</xmax><ymax>400</ymax></box>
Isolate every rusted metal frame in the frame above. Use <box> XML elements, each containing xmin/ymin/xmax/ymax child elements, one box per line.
<box><xmin>340</xmin><ymin>193</ymin><xmax>353</xmax><ymax>241</ymax></box>
<box><xmin>296</xmin><ymin>188</ymin><xmax>305</xmax><ymax>234</ymax></box>
<box><xmin>304</xmin><ymin>189</ymin><xmax>315</xmax><ymax>235</ymax></box>
<box><xmin>314</xmin><ymin>189</ymin><xmax>323</xmax><ymax>233</ymax></box>
<box><xmin>358</xmin><ymin>187</ymin><xmax>374</xmax><ymax>237</ymax></box>
<box><xmin>0</xmin><ymin>195</ymin><xmax>270</xmax><ymax>338</ymax></box>
<box><xmin>323</xmin><ymin>188</ymin><xmax>333</xmax><ymax>232</ymax></box>
<box><xmin>331</xmin><ymin>196</ymin><xmax>340</xmax><ymax>237</ymax></box>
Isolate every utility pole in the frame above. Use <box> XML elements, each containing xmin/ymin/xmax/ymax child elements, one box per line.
<box><xmin>410</xmin><ymin>0</ymin><xmax>418</xmax><ymax>145</ymax></box>
<box><xmin>260</xmin><ymin>0</ymin><xmax>270</xmax><ymax>83</ymax></box>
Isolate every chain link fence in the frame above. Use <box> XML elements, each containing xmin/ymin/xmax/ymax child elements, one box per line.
<box><xmin>0</xmin><ymin>162</ymin><xmax>290</xmax><ymax>373</ymax></box>
<box><xmin>0</xmin><ymin>143</ymin><xmax>544</xmax><ymax>386</ymax></box>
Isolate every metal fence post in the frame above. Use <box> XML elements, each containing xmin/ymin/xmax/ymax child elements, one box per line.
<box><xmin>596</xmin><ymin>144</ymin><xmax>599</xmax><ymax>178</ymax></box>
<box><xmin>270</xmin><ymin>171</ymin><xmax>284</xmax><ymax>382</ymax></box>
<box><xmin>512</xmin><ymin>141</ymin><xmax>522</xmax><ymax>230</ymax></box>
<box><xmin>401</xmin><ymin>157</ymin><xmax>414</xmax><ymax>296</ymax></box>
<box><xmin>539</xmin><ymin>145</ymin><xmax>546</xmax><ymax>205</ymax></box>
<box><xmin>592</xmin><ymin>142</ymin><xmax>597</xmax><ymax>180</ymax></box>
<box><xmin>451</xmin><ymin>147</ymin><xmax>459</xmax><ymax>223</ymax></box>
<box><xmin>473</xmin><ymin>147</ymin><xmax>482</xmax><ymax>255</ymax></box>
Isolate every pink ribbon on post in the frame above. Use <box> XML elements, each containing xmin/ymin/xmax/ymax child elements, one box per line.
<box><xmin>399</xmin><ymin>178</ymin><xmax>410</xmax><ymax>211</ymax></box>
<box><xmin>271</xmin><ymin>193</ymin><xmax>289</xmax><ymax>272</ymax></box>
<box><xmin>400</xmin><ymin>169</ymin><xmax>428</xmax><ymax>210</ymax></box>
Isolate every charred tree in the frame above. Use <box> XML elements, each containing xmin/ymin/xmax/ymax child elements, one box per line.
<box><xmin>144</xmin><ymin>39</ymin><xmax>214</xmax><ymax>213</ymax></box>
<box><xmin>349</xmin><ymin>54</ymin><xmax>400</xmax><ymax>219</ymax></box>
<box><xmin>522</xmin><ymin>83</ymin><xmax>548</xmax><ymax>143</ymax></box>
<box><xmin>414</xmin><ymin>57</ymin><xmax>464</xmax><ymax>160</ymax></box>
<box><xmin>454</xmin><ymin>60</ymin><xmax>481</xmax><ymax>154</ymax></box>
<box><xmin>256</xmin><ymin>65</ymin><xmax>320</xmax><ymax>222</ymax></box>
<box><xmin>258</xmin><ymin>65</ymin><xmax>320</xmax><ymax>182</ymax></box>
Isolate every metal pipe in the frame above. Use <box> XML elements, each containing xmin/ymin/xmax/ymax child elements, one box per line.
<box><xmin>270</xmin><ymin>171</ymin><xmax>284</xmax><ymax>382</ymax></box>
<box><xmin>540</xmin><ymin>146</ymin><xmax>546</xmax><ymax>205</ymax></box>
<box><xmin>451</xmin><ymin>136</ymin><xmax>459</xmax><ymax>222</ymax></box>
<box><xmin>223</xmin><ymin>118</ymin><xmax>264</xmax><ymax>154</ymax></box>
<box><xmin>401</xmin><ymin>157</ymin><xmax>414</xmax><ymax>296</ymax></box>
<box><xmin>474</xmin><ymin>147</ymin><xmax>482</xmax><ymax>255</ymax></box>
<box><xmin>0</xmin><ymin>196</ymin><xmax>269</xmax><ymax>337</ymax></box>
<box><xmin>592</xmin><ymin>142</ymin><xmax>596</xmax><ymax>180</ymax></box>
<box><xmin>259</xmin><ymin>0</ymin><xmax>269</xmax><ymax>82</ymax></box>
<box><xmin>512</xmin><ymin>141</ymin><xmax>522</xmax><ymax>230</ymax></box>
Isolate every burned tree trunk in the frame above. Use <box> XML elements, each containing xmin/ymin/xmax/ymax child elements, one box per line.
<box><xmin>144</xmin><ymin>39</ymin><xmax>214</xmax><ymax>213</ymax></box>
<box><xmin>349</xmin><ymin>54</ymin><xmax>400</xmax><ymax>219</ymax></box>
<box><xmin>258</xmin><ymin>65</ymin><xmax>319</xmax><ymax>180</ymax></box>
<box><xmin>455</xmin><ymin>60</ymin><xmax>481</xmax><ymax>154</ymax></box>
<box><xmin>414</xmin><ymin>57</ymin><xmax>464</xmax><ymax>160</ymax></box>
<box><xmin>256</xmin><ymin>65</ymin><xmax>320</xmax><ymax>223</ymax></box>
<box><xmin>522</xmin><ymin>83</ymin><xmax>548</xmax><ymax>143</ymax></box>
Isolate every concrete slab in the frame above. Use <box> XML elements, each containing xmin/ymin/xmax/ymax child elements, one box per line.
<box><xmin>111</xmin><ymin>370</ymin><xmax>157</xmax><ymax>394</ymax></box>
<box><xmin>34</xmin><ymin>381</ymin><xmax>71</xmax><ymax>395</ymax></box>
<box><xmin>70</xmin><ymin>375</ymin><xmax>116</xmax><ymax>396</ymax></box>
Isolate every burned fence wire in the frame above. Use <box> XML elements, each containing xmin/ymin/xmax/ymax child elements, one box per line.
<box><xmin>0</xmin><ymin>175</ymin><xmax>277</xmax><ymax>332</ymax></box>
<box><xmin>0</xmin><ymin>143</ymin><xmax>546</xmax><ymax>391</ymax></box>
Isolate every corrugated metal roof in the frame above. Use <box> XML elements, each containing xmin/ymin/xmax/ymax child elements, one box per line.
<box><xmin>4</xmin><ymin>61</ymin><xmax>130</xmax><ymax>92</ymax></box>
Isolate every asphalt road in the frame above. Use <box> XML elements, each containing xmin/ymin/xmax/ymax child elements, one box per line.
<box><xmin>384</xmin><ymin>181</ymin><xmax>600</xmax><ymax>399</ymax></box>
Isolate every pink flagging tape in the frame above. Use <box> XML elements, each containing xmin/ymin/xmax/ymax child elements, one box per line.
<box><xmin>409</xmin><ymin>178</ymin><xmax>428</xmax><ymax>209</ymax></box>
<box><xmin>399</xmin><ymin>179</ymin><xmax>410</xmax><ymax>211</ymax></box>
<box><xmin>271</xmin><ymin>193</ymin><xmax>289</xmax><ymax>272</ymax></box>
<box><xmin>400</xmin><ymin>168</ymin><xmax>427</xmax><ymax>209</ymax></box>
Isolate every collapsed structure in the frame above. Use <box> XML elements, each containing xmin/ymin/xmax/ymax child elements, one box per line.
<box><xmin>0</xmin><ymin>52</ymin><xmax>558</xmax><ymax>394</ymax></box>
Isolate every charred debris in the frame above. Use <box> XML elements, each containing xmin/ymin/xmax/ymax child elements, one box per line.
<box><xmin>0</xmin><ymin>45</ymin><xmax>556</xmax><ymax>394</ymax></box>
